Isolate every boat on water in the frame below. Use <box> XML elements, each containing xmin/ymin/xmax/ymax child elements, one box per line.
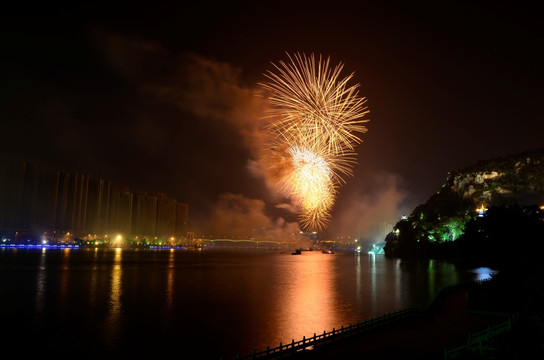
<box><xmin>321</xmin><ymin>248</ymin><xmax>334</xmax><ymax>254</ymax></box>
<box><xmin>291</xmin><ymin>249</ymin><xmax>302</xmax><ymax>255</ymax></box>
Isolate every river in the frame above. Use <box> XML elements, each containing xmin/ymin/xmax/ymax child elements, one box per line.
<box><xmin>0</xmin><ymin>246</ymin><xmax>494</xmax><ymax>359</ymax></box>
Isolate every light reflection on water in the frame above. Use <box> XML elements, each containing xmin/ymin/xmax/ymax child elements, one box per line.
<box><xmin>0</xmin><ymin>247</ymin><xmax>489</xmax><ymax>360</ymax></box>
<box><xmin>104</xmin><ymin>248</ymin><xmax>123</xmax><ymax>348</ymax></box>
<box><xmin>34</xmin><ymin>248</ymin><xmax>47</xmax><ymax>326</ymax></box>
<box><xmin>89</xmin><ymin>248</ymin><xmax>99</xmax><ymax>312</ymax></box>
<box><xmin>166</xmin><ymin>249</ymin><xmax>175</xmax><ymax>309</ymax></box>
<box><xmin>59</xmin><ymin>248</ymin><xmax>71</xmax><ymax>309</ymax></box>
<box><xmin>278</xmin><ymin>251</ymin><xmax>335</xmax><ymax>341</ymax></box>
<box><xmin>471</xmin><ymin>266</ymin><xmax>498</xmax><ymax>281</ymax></box>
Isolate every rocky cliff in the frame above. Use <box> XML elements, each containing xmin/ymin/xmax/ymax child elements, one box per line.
<box><xmin>448</xmin><ymin>148</ymin><xmax>544</xmax><ymax>207</ymax></box>
<box><xmin>384</xmin><ymin>148</ymin><xmax>544</xmax><ymax>258</ymax></box>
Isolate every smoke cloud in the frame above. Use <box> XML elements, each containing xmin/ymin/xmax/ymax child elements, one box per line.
<box><xmin>145</xmin><ymin>52</ymin><xmax>291</xmax><ymax>204</ymax></box>
<box><xmin>207</xmin><ymin>193</ymin><xmax>301</xmax><ymax>242</ymax></box>
<box><xmin>98</xmin><ymin>32</ymin><xmax>299</xmax><ymax>237</ymax></box>
<box><xmin>101</xmin><ymin>33</ymin><xmax>408</xmax><ymax>242</ymax></box>
<box><xmin>328</xmin><ymin>171</ymin><xmax>408</xmax><ymax>247</ymax></box>
<box><xmin>142</xmin><ymin>52</ymin><xmax>269</xmax><ymax>155</ymax></box>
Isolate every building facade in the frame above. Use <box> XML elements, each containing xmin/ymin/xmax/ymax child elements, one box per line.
<box><xmin>0</xmin><ymin>160</ymin><xmax>189</xmax><ymax>241</ymax></box>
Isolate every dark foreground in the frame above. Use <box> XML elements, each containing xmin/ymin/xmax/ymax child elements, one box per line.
<box><xmin>280</xmin><ymin>269</ymin><xmax>544</xmax><ymax>360</ymax></box>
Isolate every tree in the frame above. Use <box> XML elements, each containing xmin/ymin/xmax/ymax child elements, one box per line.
<box><xmin>455</xmin><ymin>204</ymin><xmax>544</xmax><ymax>268</ymax></box>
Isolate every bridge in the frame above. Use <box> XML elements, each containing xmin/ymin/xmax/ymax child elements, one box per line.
<box><xmin>205</xmin><ymin>239</ymin><xmax>297</xmax><ymax>248</ymax></box>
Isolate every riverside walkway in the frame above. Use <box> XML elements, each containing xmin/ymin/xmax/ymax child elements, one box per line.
<box><xmin>234</xmin><ymin>273</ymin><xmax>544</xmax><ymax>360</ymax></box>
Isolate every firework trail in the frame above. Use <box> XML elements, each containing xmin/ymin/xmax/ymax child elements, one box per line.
<box><xmin>260</xmin><ymin>52</ymin><xmax>369</xmax><ymax>232</ymax></box>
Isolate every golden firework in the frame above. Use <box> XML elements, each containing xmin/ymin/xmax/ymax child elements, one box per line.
<box><xmin>260</xmin><ymin>52</ymin><xmax>369</xmax><ymax>232</ymax></box>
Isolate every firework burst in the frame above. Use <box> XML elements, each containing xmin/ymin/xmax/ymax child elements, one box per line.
<box><xmin>260</xmin><ymin>52</ymin><xmax>369</xmax><ymax>232</ymax></box>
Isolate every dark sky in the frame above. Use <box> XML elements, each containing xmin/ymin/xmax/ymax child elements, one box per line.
<box><xmin>1</xmin><ymin>1</ymin><xmax>542</xmax><ymax>239</ymax></box>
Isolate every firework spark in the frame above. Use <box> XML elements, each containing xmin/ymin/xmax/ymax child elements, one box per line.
<box><xmin>260</xmin><ymin>52</ymin><xmax>369</xmax><ymax>232</ymax></box>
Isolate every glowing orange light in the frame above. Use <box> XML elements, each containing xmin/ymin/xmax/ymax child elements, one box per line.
<box><xmin>476</xmin><ymin>203</ymin><xmax>488</xmax><ymax>214</ymax></box>
<box><xmin>261</xmin><ymin>52</ymin><xmax>369</xmax><ymax>231</ymax></box>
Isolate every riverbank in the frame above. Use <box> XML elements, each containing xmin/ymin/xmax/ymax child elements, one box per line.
<box><xmin>286</xmin><ymin>269</ymin><xmax>544</xmax><ymax>359</ymax></box>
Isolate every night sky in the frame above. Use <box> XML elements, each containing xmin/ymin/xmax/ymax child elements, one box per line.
<box><xmin>1</xmin><ymin>1</ymin><xmax>542</xmax><ymax>239</ymax></box>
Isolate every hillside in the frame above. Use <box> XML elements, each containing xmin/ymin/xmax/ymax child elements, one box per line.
<box><xmin>384</xmin><ymin>148</ymin><xmax>544</xmax><ymax>261</ymax></box>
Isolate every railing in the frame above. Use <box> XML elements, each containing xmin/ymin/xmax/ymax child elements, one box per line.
<box><xmin>443</xmin><ymin>315</ymin><xmax>514</xmax><ymax>359</ymax></box>
<box><xmin>232</xmin><ymin>308</ymin><xmax>422</xmax><ymax>360</ymax></box>
<box><xmin>229</xmin><ymin>277</ymin><xmax>499</xmax><ymax>360</ymax></box>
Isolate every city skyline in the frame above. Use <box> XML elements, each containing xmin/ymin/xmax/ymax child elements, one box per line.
<box><xmin>0</xmin><ymin>159</ymin><xmax>189</xmax><ymax>242</ymax></box>
<box><xmin>1</xmin><ymin>158</ymin><xmax>397</xmax><ymax>243</ymax></box>
<box><xmin>1</xmin><ymin>2</ymin><xmax>541</xmax><ymax>240</ymax></box>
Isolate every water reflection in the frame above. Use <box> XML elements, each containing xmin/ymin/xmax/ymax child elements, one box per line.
<box><xmin>89</xmin><ymin>248</ymin><xmax>100</xmax><ymax>310</ymax></box>
<box><xmin>166</xmin><ymin>249</ymin><xmax>175</xmax><ymax>309</ymax></box>
<box><xmin>428</xmin><ymin>259</ymin><xmax>436</xmax><ymax>299</ymax></box>
<box><xmin>394</xmin><ymin>258</ymin><xmax>401</xmax><ymax>306</ymax></box>
<box><xmin>34</xmin><ymin>248</ymin><xmax>47</xmax><ymax>326</ymax></box>
<box><xmin>355</xmin><ymin>254</ymin><xmax>362</xmax><ymax>307</ymax></box>
<box><xmin>471</xmin><ymin>267</ymin><xmax>497</xmax><ymax>281</ymax></box>
<box><xmin>59</xmin><ymin>248</ymin><xmax>71</xmax><ymax>308</ymax></box>
<box><xmin>104</xmin><ymin>248</ymin><xmax>123</xmax><ymax>347</ymax></box>
<box><xmin>369</xmin><ymin>254</ymin><xmax>377</xmax><ymax>311</ymax></box>
<box><xmin>279</xmin><ymin>252</ymin><xmax>335</xmax><ymax>341</ymax></box>
<box><xmin>367</xmin><ymin>256</ymin><xmax>403</xmax><ymax>313</ymax></box>
<box><xmin>1</xmin><ymin>248</ymin><xmax>487</xmax><ymax>360</ymax></box>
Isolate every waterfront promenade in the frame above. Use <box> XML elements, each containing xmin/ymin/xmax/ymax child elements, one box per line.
<box><xmin>237</xmin><ymin>270</ymin><xmax>544</xmax><ymax>359</ymax></box>
<box><xmin>289</xmin><ymin>292</ymin><xmax>507</xmax><ymax>359</ymax></box>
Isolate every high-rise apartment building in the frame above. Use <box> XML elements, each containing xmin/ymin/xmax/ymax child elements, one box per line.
<box><xmin>175</xmin><ymin>202</ymin><xmax>189</xmax><ymax>237</ymax></box>
<box><xmin>132</xmin><ymin>192</ymin><xmax>157</xmax><ymax>237</ymax></box>
<box><xmin>155</xmin><ymin>193</ymin><xmax>177</xmax><ymax>237</ymax></box>
<box><xmin>0</xmin><ymin>160</ymin><xmax>189</xmax><ymax>240</ymax></box>
<box><xmin>109</xmin><ymin>186</ymin><xmax>133</xmax><ymax>236</ymax></box>
<box><xmin>0</xmin><ymin>160</ymin><xmax>36</xmax><ymax>230</ymax></box>
<box><xmin>165</xmin><ymin>198</ymin><xmax>178</xmax><ymax>236</ymax></box>
<box><xmin>86</xmin><ymin>178</ymin><xmax>111</xmax><ymax>236</ymax></box>
<box><xmin>55</xmin><ymin>172</ymin><xmax>89</xmax><ymax>236</ymax></box>
<box><xmin>34</xmin><ymin>169</ymin><xmax>60</xmax><ymax>232</ymax></box>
